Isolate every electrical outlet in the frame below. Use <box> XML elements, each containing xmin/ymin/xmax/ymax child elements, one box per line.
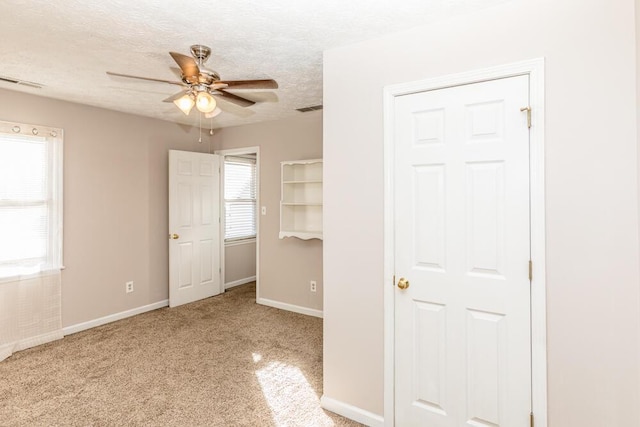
<box><xmin>310</xmin><ymin>280</ymin><xmax>317</xmax><ymax>292</ymax></box>
<box><xmin>126</xmin><ymin>281</ymin><xmax>134</xmax><ymax>293</ymax></box>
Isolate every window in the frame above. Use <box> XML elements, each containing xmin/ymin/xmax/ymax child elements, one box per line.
<box><xmin>224</xmin><ymin>156</ymin><xmax>256</xmax><ymax>242</ymax></box>
<box><xmin>0</xmin><ymin>122</ymin><xmax>63</xmax><ymax>279</ymax></box>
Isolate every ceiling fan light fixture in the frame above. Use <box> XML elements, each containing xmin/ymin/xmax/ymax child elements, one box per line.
<box><xmin>107</xmin><ymin>44</ymin><xmax>278</xmax><ymax>119</ymax></box>
<box><xmin>196</xmin><ymin>91</ymin><xmax>217</xmax><ymax>113</ymax></box>
<box><xmin>174</xmin><ymin>93</ymin><xmax>195</xmax><ymax>115</ymax></box>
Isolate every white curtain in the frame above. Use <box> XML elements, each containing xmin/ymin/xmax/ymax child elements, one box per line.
<box><xmin>0</xmin><ymin>121</ymin><xmax>63</xmax><ymax>362</ymax></box>
<box><xmin>0</xmin><ymin>271</ymin><xmax>62</xmax><ymax>361</ymax></box>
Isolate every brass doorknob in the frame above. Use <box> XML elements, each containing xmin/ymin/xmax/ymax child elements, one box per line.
<box><xmin>169</xmin><ymin>233</ymin><xmax>180</xmax><ymax>240</ymax></box>
<box><xmin>397</xmin><ymin>277</ymin><xmax>409</xmax><ymax>290</ymax></box>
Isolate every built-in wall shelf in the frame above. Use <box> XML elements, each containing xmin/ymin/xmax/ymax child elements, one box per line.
<box><xmin>279</xmin><ymin>159</ymin><xmax>323</xmax><ymax>240</ymax></box>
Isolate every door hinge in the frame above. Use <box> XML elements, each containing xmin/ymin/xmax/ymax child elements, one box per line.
<box><xmin>520</xmin><ymin>106</ymin><xmax>532</xmax><ymax>129</ymax></box>
<box><xmin>530</xmin><ymin>412</ymin><xmax>534</xmax><ymax>427</ymax></box>
<box><xmin>528</xmin><ymin>260</ymin><xmax>533</xmax><ymax>281</ymax></box>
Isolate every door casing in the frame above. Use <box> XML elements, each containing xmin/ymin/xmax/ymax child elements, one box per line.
<box><xmin>382</xmin><ymin>58</ymin><xmax>547</xmax><ymax>427</ymax></box>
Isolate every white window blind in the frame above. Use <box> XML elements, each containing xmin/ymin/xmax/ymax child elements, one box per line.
<box><xmin>0</xmin><ymin>123</ymin><xmax>63</xmax><ymax>280</ymax></box>
<box><xmin>224</xmin><ymin>156</ymin><xmax>256</xmax><ymax>241</ymax></box>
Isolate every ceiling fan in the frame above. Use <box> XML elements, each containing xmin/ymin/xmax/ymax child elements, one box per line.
<box><xmin>107</xmin><ymin>44</ymin><xmax>278</xmax><ymax>117</ymax></box>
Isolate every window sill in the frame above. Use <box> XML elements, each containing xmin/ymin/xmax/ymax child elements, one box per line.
<box><xmin>0</xmin><ymin>266</ymin><xmax>64</xmax><ymax>284</ymax></box>
<box><xmin>225</xmin><ymin>238</ymin><xmax>257</xmax><ymax>247</ymax></box>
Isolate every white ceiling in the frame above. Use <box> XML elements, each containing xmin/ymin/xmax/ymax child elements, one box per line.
<box><xmin>0</xmin><ymin>0</ymin><xmax>506</xmax><ymax>129</ymax></box>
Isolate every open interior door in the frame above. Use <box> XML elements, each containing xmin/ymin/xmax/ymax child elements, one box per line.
<box><xmin>169</xmin><ymin>150</ymin><xmax>221</xmax><ymax>307</ymax></box>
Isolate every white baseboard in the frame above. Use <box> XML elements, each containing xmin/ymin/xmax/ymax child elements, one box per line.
<box><xmin>0</xmin><ymin>330</ymin><xmax>64</xmax><ymax>362</ymax></box>
<box><xmin>16</xmin><ymin>330</ymin><xmax>64</xmax><ymax>352</ymax></box>
<box><xmin>257</xmin><ymin>297</ymin><xmax>323</xmax><ymax>318</ymax></box>
<box><xmin>320</xmin><ymin>396</ymin><xmax>384</xmax><ymax>427</ymax></box>
<box><xmin>225</xmin><ymin>276</ymin><xmax>256</xmax><ymax>290</ymax></box>
<box><xmin>63</xmin><ymin>300</ymin><xmax>169</xmax><ymax>336</ymax></box>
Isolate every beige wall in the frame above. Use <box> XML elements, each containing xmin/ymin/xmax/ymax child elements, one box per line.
<box><xmin>225</xmin><ymin>241</ymin><xmax>256</xmax><ymax>285</ymax></box>
<box><xmin>637</xmin><ymin>0</ymin><xmax>640</xmax><ymax>401</ymax></box>
<box><xmin>323</xmin><ymin>0</ymin><xmax>640</xmax><ymax>425</ymax></box>
<box><xmin>216</xmin><ymin>111</ymin><xmax>323</xmax><ymax>312</ymax></box>
<box><xmin>0</xmin><ymin>87</ymin><xmax>212</xmax><ymax>327</ymax></box>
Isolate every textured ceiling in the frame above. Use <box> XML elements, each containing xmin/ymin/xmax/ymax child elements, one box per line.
<box><xmin>0</xmin><ymin>0</ymin><xmax>507</xmax><ymax>129</ymax></box>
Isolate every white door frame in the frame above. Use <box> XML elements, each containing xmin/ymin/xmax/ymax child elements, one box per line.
<box><xmin>215</xmin><ymin>146</ymin><xmax>260</xmax><ymax>296</ymax></box>
<box><xmin>382</xmin><ymin>58</ymin><xmax>547</xmax><ymax>427</ymax></box>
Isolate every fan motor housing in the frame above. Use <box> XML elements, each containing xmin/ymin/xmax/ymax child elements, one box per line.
<box><xmin>190</xmin><ymin>45</ymin><xmax>211</xmax><ymax>64</ymax></box>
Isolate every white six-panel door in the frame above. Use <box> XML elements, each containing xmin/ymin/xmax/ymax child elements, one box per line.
<box><xmin>394</xmin><ymin>75</ymin><xmax>531</xmax><ymax>426</ymax></box>
<box><xmin>169</xmin><ymin>150</ymin><xmax>221</xmax><ymax>308</ymax></box>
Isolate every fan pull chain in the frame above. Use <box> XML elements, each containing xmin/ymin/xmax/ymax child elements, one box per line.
<box><xmin>198</xmin><ymin>112</ymin><xmax>202</xmax><ymax>143</ymax></box>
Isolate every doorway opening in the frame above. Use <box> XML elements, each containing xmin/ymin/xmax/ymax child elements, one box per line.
<box><xmin>217</xmin><ymin>147</ymin><xmax>260</xmax><ymax>298</ymax></box>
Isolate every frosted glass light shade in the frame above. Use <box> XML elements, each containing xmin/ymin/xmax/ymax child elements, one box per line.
<box><xmin>173</xmin><ymin>94</ymin><xmax>195</xmax><ymax>115</ymax></box>
<box><xmin>196</xmin><ymin>91</ymin><xmax>217</xmax><ymax>113</ymax></box>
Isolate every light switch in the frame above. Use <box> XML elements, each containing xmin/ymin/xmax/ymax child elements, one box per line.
<box><xmin>261</xmin><ymin>206</ymin><xmax>267</xmax><ymax>215</ymax></box>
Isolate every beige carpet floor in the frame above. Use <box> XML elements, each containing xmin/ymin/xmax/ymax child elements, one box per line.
<box><xmin>0</xmin><ymin>283</ymin><xmax>362</xmax><ymax>427</ymax></box>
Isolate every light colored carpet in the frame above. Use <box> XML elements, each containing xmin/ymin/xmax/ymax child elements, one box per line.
<box><xmin>0</xmin><ymin>283</ymin><xmax>362</xmax><ymax>426</ymax></box>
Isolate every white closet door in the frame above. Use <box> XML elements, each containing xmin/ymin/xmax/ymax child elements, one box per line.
<box><xmin>394</xmin><ymin>75</ymin><xmax>531</xmax><ymax>426</ymax></box>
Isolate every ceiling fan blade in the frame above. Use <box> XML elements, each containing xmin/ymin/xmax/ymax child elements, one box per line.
<box><xmin>106</xmin><ymin>71</ymin><xmax>184</xmax><ymax>86</ymax></box>
<box><xmin>205</xmin><ymin>107</ymin><xmax>222</xmax><ymax>119</ymax></box>
<box><xmin>217</xmin><ymin>79</ymin><xmax>279</xmax><ymax>89</ymax></box>
<box><xmin>162</xmin><ymin>90</ymin><xmax>190</xmax><ymax>103</ymax></box>
<box><xmin>169</xmin><ymin>67</ymin><xmax>184</xmax><ymax>79</ymax></box>
<box><xmin>215</xmin><ymin>90</ymin><xmax>256</xmax><ymax>107</ymax></box>
<box><xmin>169</xmin><ymin>52</ymin><xmax>200</xmax><ymax>81</ymax></box>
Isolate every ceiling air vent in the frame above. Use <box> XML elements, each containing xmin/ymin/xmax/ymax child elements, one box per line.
<box><xmin>0</xmin><ymin>76</ymin><xmax>43</xmax><ymax>89</ymax></box>
<box><xmin>296</xmin><ymin>105</ymin><xmax>323</xmax><ymax>113</ymax></box>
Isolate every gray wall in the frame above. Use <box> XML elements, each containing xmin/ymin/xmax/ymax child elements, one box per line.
<box><xmin>225</xmin><ymin>241</ymin><xmax>256</xmax><ymax>286</ymax></box>
<box><xmin>323</xmin><ymin>0</ymin><xmax>640</xmax><ymax>425</ymax></box>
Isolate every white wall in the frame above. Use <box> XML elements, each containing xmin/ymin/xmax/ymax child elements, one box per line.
<box><xmin>323</xmin><ymin>1</ymin><xmax>640</xmax><ymax>425</ymax></box>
